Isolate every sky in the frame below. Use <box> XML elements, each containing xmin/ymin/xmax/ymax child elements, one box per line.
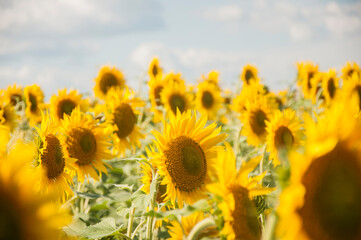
<box><xmin>1</xmin><ymin>0</ymin><xmax>361</xmax><ymax>98</ymax></box>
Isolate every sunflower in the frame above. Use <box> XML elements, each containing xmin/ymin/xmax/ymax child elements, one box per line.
<box><xmin>266</xmin><ymin>109</ymin><xmax>303</xmax><ymax>166</ymax></box>
<box><xmin>0</xmin><ymin>142</ymin><xmax>71</xmax><ymax>240</ymax></box>
<box><xmin>0</xmin><ymin>125</ymin><xmax>10</xmax><ymax>157</ymax></box>
<box><xmin>240</xmin><ymin>95</ymin><xmax>275</xmax><ymax>146</ymax></box>
<box><xmin>321</xmin><ymin>69</ymin><xmax>339</xmax><ymax>106</ymax></box>
<box><xmin>341</xmin><ymin>62</ymin><xmax>360</xmax><ymax>81</ymax></box>
<box><xmin>207</xmin><ymin>143</ymin><xmax>274</xmax><ymax>240</ymax></box>
<box><xmin>163</xmin><ymin>72</ymin><xmax>185</xmax><ymax>86</ymax></box>
<box><xmin>0</xmin><ymin>99</ymin><xmax>17</xmax><ymax>132</ymax></box>
<box><xmin>150</xmin><ymin>110</ymin><xmax>227</xmax><ymax>207</ymax></box>
<box><xmin>3</xmin><ymin>83</ymin><xmax>23</xmax><ymax>108</ymax></box>
<box><xmin>60</xmin><ymin>107</ymin><xmax>114</xmax><ymax>183</ymax></box>
<box><xmin>201</xmin><ymin>70</ymin><xmax>220</xmax><ymax>89</ymax></box>
<box><xmin>341</xmin><ymin>72</ymin><xmax>361</xmax><ymax>112</ymax></box>
<box><xmin>297</xmin><ymin>62</ymin><xmax>319</xmax><ymax>99</ymax></box>
<box><xmin>24</xmin><ymin>84</ymin><xmax>44</xmax><ymax>126</ymax></box>
<box><xmin>277</xmin><ymin>104</ymin><xmax>361</xmax><ymax>240</ymax></box>
<box><xmin>93</xmin><ymin>66</ymin><xmax>126</xmax><ymax>99</ymax></box>
<box><xmin>104</xmin><ymin>88</ymin><xmax>145</xmax><ymax>156</ymax></box>
<box><xmin>35</xmin><ymin>113</ymin><xmax>75</xmax><ymax>201</ymax></box>
<box><xmin>309</xmin><ymin>72</ymin><xmax>324</xmax><ymax>104</ymax></box>
<box><xmin>148</xmin><ymin>57</ymin><xmax>162</xmax><ymax>79</ymax></box>
<box><xmin>161</xmin><ymin>80</ymin><xmax>193</xmax><ymax>115</ymax></box>
<box><xmin>241</xmin><ymin>64</ymin><xmax>259</xmax><ymax>85</ymax></box>
<box><xmin>232</xmin><ymin>81</ymin><xmax>267</xmax><ymax>114</ymax></box>
<box><xmin>168</xmin><ymin>212</ymin><xmax>218</xmax><ymax>240</ymax></box>
<box><xmin>50</xmin><ymin>88</ymin><xmax>89</xmax><ymax>123</ymax></box>
<box><xmin>195</xmin><ymin>81</ymin><xmax>223</xmax><ymax>120</ymax></box>
<box><xmin>148</xmin><ymin>75</ymin><xmax>166</xmax><ymax>123</ymax></box>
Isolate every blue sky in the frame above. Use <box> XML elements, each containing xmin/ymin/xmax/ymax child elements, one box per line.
<box><xmin>1</xmin><ymin>0</ymin><xmax>361</xmax><ymax>98</ymax></box>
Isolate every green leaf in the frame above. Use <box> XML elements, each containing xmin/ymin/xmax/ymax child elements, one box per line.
<box><xmin>63</xmin><ymin>218</ymin><xmax>86</xmax><ymax>237</ymax></box>
<box><xmin>77</xmin><ymin>191</ymin><xmax>114</xmax><ymax>200</ymax></box>
<box><xmin>80</xmin><ymin>217</ymin><xmax>124</xmax><ymax>239</ymax></box>
<box><xmin>114</xmin><ymin>184</ymin><xmax>134</xmax><ymax>192</ymax></box>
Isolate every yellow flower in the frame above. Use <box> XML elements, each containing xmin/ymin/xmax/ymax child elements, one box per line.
<box><xmin>168</xmin><ymin>212</ymin><xmax>218</xmax><ymax>240</ymax></box>
<box><xmin>161</xmin><ymin>79</ymin><xmax>193</xmax><ymax>115</ymax></box>
<box><xmin>104</xmin><ymin>88</ymin><xmax>144</xmax><ymax>156</ymax></box>
<box><xmin>0</xmin><ymin>99</ymin><xmax>17</xmax><ymax>132</ymax></box>
<box><xmin>341</xmin><ymin>71</ymin><xmax>361</xmax><ymax>112</ymax></box>
<box><xmin>148</xmin><ymin>74</ymin><xmax>165</xmax><ymax>123</ymax></box>
<box><xmin>148</xmin><ymin>57</ymin><xmax>162</xmax><ymax>79</ymax></box>
<box><xmin>35</xmin><ymin>113</ymin><xmax>75</xmax><ymax>201</ymax></box>
<box><xmin>341</xmin><ymin>61</ymin><xmax>360</xmax><ymax>81</ymax></box>
<box><xmin>163</xmin><ymin>72</ymin><xmax>185</xmax><ymax>85</ymax></box>
<box><xmin>201</xmin><ymin>70</ymin><xmax>221</xmax><ymax>89</ymax></box>
<box><xmin>241</xmin><ymin>64</ymin><xmax>259</xmax><ymax>85</ymax></box>
<box><xmin>93</xmin><ymin>66</ymin><xmax>126</xmax><ymax>99</ymax></box>
<box><xmin>277</xmin><ymin>103</ymin><xmax>361</xmax><ymax>240</ymax></box>
<box><xmin>297</xmin><ymin>62</ymin><xmax>319</xmax><ymax>99</ymax></box>
<box><xmin>150</xmin><ymin>110</ymin><xmax>227</xmax><ymax>207</ymax></box>
<box><xmin>195</xmin><ymin>81</ymin><xmax>223</xmax><ymax>120</ymax></box>
<box><xmin>0</xmin><ymin>141</ymin><xmax>71</xmax><ymax>240</ymax></box>
<box><xmin>207</xmin><ymin>143</ymin><xmax>274</xmax><ymax>240</ymax></box>
<box><xmin>60</xmin><ymin>107</ymin><xmax>114</xmax><ymax>183</ymax></box>
<box><xmin>24</xmin><ymin>84</ymin><xmax>45</xmax><ymax>126</ymax></box>
<box><xmin>0</xmin><ymin>125</ymin><xmax>10</xmax><ymax>157</ymax></box>
<box><xmin>50</xmin><ymin>88</ymin><xmax>89</xmax><ymax>123</ymax></box>
<box><xmin>232</xmin><ymin>81</ymin><xmax>267</xmax><ymax>114</ymax></box>
<box><xmin>3</xmin><ymin>83</ymin><xmax>23</xmax><ymax>108</ymax></box>
<box><xmin>266</xmin><ymin>109</ymin><xmax>303</xmax><ymax>166</ymax></box>
<box><xmin>240</xmin><ymin>95</ymin><xmax>275</xmax><ymax>146</ymax></box>
<box><xmin>321</xmin><ymin>69</ymin><xmax>339</xmax><ymax>106</ymax></box>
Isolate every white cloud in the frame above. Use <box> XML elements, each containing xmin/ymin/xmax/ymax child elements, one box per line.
<box><xmin>201</xmin><ymin>4</ymin><xmax>242</xmax><ymax>32</ymax></box>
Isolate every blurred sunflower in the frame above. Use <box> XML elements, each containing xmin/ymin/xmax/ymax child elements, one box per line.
<box><xmin>50</xmin><ymin>89</ymin><xmax>89</xmax><ymax>123</ymax></box>
<box><xmin>297</xmin><ymin>62</ymin><xmax>319</xmax><ymax>99</ymax></box>
<box><xmin>163</xmin><ymin>72</ymin><xmax>185</xmax><ymax>85</ymax></box>
<box><xmin>277</xmin><ymin>104</ymin><xmax>361</xmax><ymax>240</ymax></box>
<box><xmin>0</xmin><ymin>99</ymin><xmax>17</xmax><ymax>132</ymax></box>
<box><xmin>60</xmin><ymin>107</ymin><xmax>114</xmax><ymax>183</ymax></box>
<box><xmin>195</xmin><ymin>81</ymin><xmax>223</xmax><ymax>120</ymax></box>
<box><xmin>93</xmin><ymin>66</ymin><xmax>126</xmax><ymax>99</ymax></box>
<box><xmin>341</xmin><ymin>72</ymin><xmax>361</xmax><ymax>112</ymax></box>
<box><xmin>266</xmin><ymin>109</ymin><xmax>303</xmax><ymax>166</ymax></box>
<box><xmin>0</xmin><ymin>142</ymin><xmax>71</xmax><ymax>240</ymax></box>
<box><xmin>35</xmin><ymin>113</ymin><xmax>75</xmax><ymax>201</ymax></box>
<box><xmin>201</xmin><ymin>70</ymin><xmax>220</xmax><ymax>89</ymax></box>
<box><xmin>321</xmin><ymin>69</ymin><xmax>339</xmax><ymax>106</ymax></box>
<box><xmin>4</xmin><ymin>83</ymin><xmax>23</xmax><ymax>108</ymax></box>
<box><xmin>148</xmin><ymin>75</ymin><xmax>165</xmax><ymax>123</ymax></box>
<box><xmin>168</xmin><ymin>212</ymin><xmax>218</xmax><ymax>240</ymax></box>
<box><xmin>148</xmin><ymin>57</ymin><xmax>162</xmax><ymax>79</ymax></box>
<box><xmin>241</xmin><ymin>64</ymin><xmax>259</xmax><ymax>85</ymax></box>
<box><xmin>232</xmin><ymin>81</ymin><xmax>267</xmax><ymax>114</ymax></box>
<box><xmin>105</xmin><ymin>88</ymin><xmax>144</xmax><ymax>156</ymax></box>
<box><xmin>24</xmin><ymin>84</ymin><xmax>44</xmax><ymax>126</ymax></box>
<box><xmin>342</xmin><ymin>62</ymin><xmax>360</xmax><ymax>81</ymax></box>
<box><xmin>240</xmin><ymin>95</ymin><xmax>275</xmax><ymax>146</ymax></box>
<box><xmin>310</xmin><ymin>73</ymin><xmax>324</xmax><ymax>104</ymax></box>
<box><xmin>207</xmin><ymin>143</ymin><xmax>274</xmax><ymax>240</ymax></box>
<box><xmin>150</xmin><ymin>110</ymin><xmax>227</xmax><ymax>207</ymax></box>
<box><xmin>161</xmin><ymin>80</ymin><xmax>193</xmax><ymax>115</ymax></box>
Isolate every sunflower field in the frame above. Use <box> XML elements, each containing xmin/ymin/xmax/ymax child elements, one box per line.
<box><xmin>1</xmin><ymin>59</ymin><xmax>361</xmax><ymax>240</ymax></box>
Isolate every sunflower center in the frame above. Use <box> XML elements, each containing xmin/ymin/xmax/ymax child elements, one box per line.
<box><xmin>298</xmin><ymin>143</ymin><xmax>361</xmax><ymax>240</ymax></box>
<box><xmin>10</xmin><ymin>94</ymin><xmax>22</xmax><ymax>106</ymax></box>
<box><xmin>154</xmin><ymin>86</ymin><xmax>163</xmax><ymax>106</ymax></box>
<box><xmin>100</xmin><ymin>73</ymin><xmax>119</xmax><ymax>94</ymax></box>
<box><xmin>224</xmin><ymin>97</ymin><xmax>231</xmax><ymax>105</ymax></box>
<box><xmin>245</xmin><ymin>70</ymin><xmax>254</xmax><ymax>84</ymax></box>
<box><xmin>201</xmin><ymin>91</ymin><xmax>214</xmax><ymax>109</ymax></box>
<box><xmin>57</xmin><ymin>99</ymin><xmax>76</xmax><ymax>120</ymax></box>
<box><xmin>41</xmin><ymin>134</ymin><xmax>65</xmax><ymax>179</ymax></box>
<box><xmin>230</xmin><ymin>185</ymin><xmax>261</xmax><ymax>240</ymax></box>
<box><xmin>274</xmin><ymin>126</ymin><xmax>294</xmax><ymax>149</ymax></box>
<box><xmin>348</xmin><ymin>69</ymin><xmax>355</xmax><ymax>77</ymax></box>
<box><xmin>29</xmin><ymin>93</ymin><xmax>38</xmax><ymax>113</ymax></box>
<box><xmin>250</xmin><ymin>110</ymin><xmax>268</xmax><ymax>136</ymax></box>
<box><xmin>152</xmin><ymin>65</ymin><xmax>159</xmax><ymax>77</ymax></box>
<box><xmin>307</xmin><ymin>72</ymin><xmax>314</xmax><ymax>90</ymax></box>
<box><xmin>164</xmin><ymin>136</ymin><xmax>206</xmax><ymax>192</ymax></box>
<box><xmin>327</xmin><ymin>78</ymin><xmax>336</xmax><ymax>99</ymax></box>
<box><xmin>67</xmin><ymin>128</ymin><xmax>97</xmax><ymax>165</ymax></box>
<box><xmin>0</xmin><ymin>198</ymin><xmax>22</xmax><ymax>240</ymax></box>
<box><xmin>169</xmin><ymin>94</ymin><xmax>186</xmax><ymax>114</ymax></box>
<box><xmin>114</xmin><ymin>103</ymin><xmax>136</xmax><ymax>139</ymax></box>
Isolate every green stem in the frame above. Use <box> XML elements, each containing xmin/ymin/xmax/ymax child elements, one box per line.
<box><xmin>146</xmin><ymin>172</ymin><xmax>159</xmax><ymax>239</ymax></box>
<box><xmin>187</xmin><ymin>217</ymin><xmax>216</xmax><ymax>240</ymax></box>
<box><xmin>131</xmin><ymin>219</ymin><xmax>146</xmax><ymax>239</ymax></box>
<box><xmin>127</xmin><ymin>207</ymin><xmax>135</xmax><ymax>238</ymax></box>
